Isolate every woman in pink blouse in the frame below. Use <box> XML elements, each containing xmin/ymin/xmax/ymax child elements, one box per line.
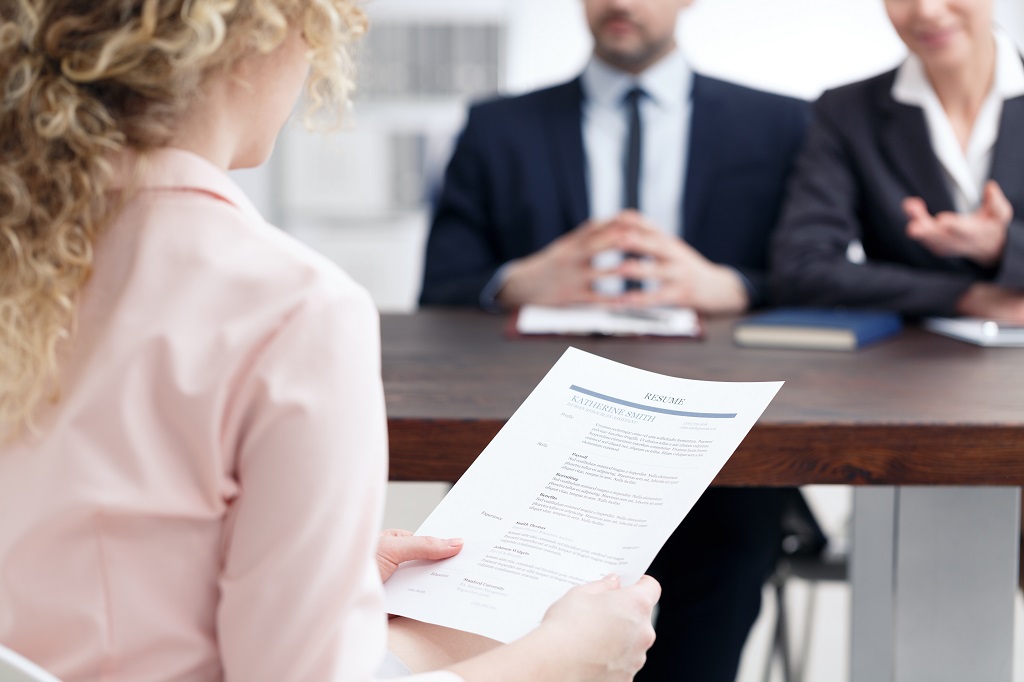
<box><xmin>0</xmin><ymin>2</ymin><xmax>659</xmax><ymax>681</ymax></box>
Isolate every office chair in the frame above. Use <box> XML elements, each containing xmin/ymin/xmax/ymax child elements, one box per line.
<box><xmin>0</xmin><ymin>646</ymin><xmax>61</xmax><ymax>682</ymax></box>
<box><xmin>764</xmin><ymin>489</ymin><xmax>849</xmax><ymax>682</ymax></box>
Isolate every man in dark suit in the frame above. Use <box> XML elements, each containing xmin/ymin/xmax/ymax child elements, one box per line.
<box><xmin>421</xmin><ymin>1</ymin><xmax>810</xmax><ymax>680</ymax></box>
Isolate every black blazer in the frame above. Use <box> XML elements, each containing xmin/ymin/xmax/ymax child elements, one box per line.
<box><xmin>771</xmin><ymin>68</ymin><xmax>1024</xmax><ymax>316</ymax></box>
<box><xmin>420</xmin><ymin>74</ymin><xmax>809</xmax><ymax>308</ymax></box>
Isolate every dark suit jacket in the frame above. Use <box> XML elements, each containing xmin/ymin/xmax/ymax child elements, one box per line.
<box><xmin>771</xmin><ymin>68</ymin><xmax>1024</xmax><ymax>316</ymax></box>
<box><xmin>420</xmin><ymin>74</ymin><xmax>810</xmax><ymax>308</ymax></box>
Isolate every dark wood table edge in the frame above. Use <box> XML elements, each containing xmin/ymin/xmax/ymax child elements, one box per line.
<box><xmin>388</xmin><ymin>419</ymin><xmax>1024</xmax><ymax>486</ymax></box>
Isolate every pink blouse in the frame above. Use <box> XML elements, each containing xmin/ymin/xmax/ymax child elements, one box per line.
<box><xmin>0</xmin><ymin>149</ymin><xmax>460</xmax><ymax>682</ymax></box>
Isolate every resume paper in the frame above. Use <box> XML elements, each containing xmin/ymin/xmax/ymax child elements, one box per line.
<box><xmin>384</xmin><ymin>347</ymin><xmax>782</xmax><ymax>642</ymax></box>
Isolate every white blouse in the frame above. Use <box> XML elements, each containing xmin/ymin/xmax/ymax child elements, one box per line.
<box><xmin>892</xmin><ymin>28</ymin><xmax>1024</xmax><ymax>213</ymax></box>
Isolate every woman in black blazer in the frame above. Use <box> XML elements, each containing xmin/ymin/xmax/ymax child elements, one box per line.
<box><xmin>771</xmin><ymin>0</ymin><xmax>1024</xmax><ymax>320</ymax></box>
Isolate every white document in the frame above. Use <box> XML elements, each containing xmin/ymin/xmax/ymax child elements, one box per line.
<box><xmin>384</xmin><ymin>347</ymin><xmax>782</xmax><ymax>643</ymax></box>
<box><xmin>923</xmin><ymin>317</ymin><xmax>1024</xmax><ymax>347</ymax></box>
<box><xmin>516</xmin><ymin>304</ymin><xmax>700</xmax><ymax>337</ymax></box>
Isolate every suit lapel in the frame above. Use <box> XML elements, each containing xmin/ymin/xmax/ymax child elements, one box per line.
<box><xmin>543</xmin><ymin>78</ymin><xmax>589</xmax><ymax>231</ymax></box>
<box><xmin>683</xmin><ymin>75</ymin><xmax>713</xmax><ymax>238</ymax></box>
<box><xmin>989</xmin><ymin>95</ymin><xmax>1024</xmax><ymax>209</ymax></box>
<box><xmin>874</xmin><ymin>75</ymin><xmax>957</xmax><ymax>214</ymax></box>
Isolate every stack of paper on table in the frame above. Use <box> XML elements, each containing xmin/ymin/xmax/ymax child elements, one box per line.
<box><xmin>923</xmin><ymin>317</ymin><xmax>1024</xmax><ymax>347</ymax></box>
<box><xmin>384</xmin><ymin>347</ymin><xmax>781</xmax><ymax>642</ymax></box>
<box><xmin>515</xmin><ymin>304</ymin><xmax>700</xmax><ymax>337</ymax></box>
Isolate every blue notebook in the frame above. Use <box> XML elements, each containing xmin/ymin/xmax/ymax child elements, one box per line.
<box><xmin>733</xmin><ymin>309</ymin><xmax>903</xmax><ymax>350</ymax></box>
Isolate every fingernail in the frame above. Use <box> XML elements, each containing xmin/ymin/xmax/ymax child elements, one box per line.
<box><xmin>448</xmin><ymin>538</ymin><xmax>464</xmax><ymax>547</ymax></box>
<box><xmin>603</xmin><ymin>573</ymin><xmax>620</xmax><ymax>582</ymax></box>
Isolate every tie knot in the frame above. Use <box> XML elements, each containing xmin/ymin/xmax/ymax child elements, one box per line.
<box><xmin>622</xmin><ymin>86</ymin><xmax>645</xmax><ymax>107</ymax></box>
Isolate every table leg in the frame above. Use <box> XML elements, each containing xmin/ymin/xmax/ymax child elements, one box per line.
<box><xmin>851</xmin><ymin>486</ymin><xmax>896</xmax><ymax>682</ymax></box>
<box><xmin>851</xmin><ymin>486</ymin><xmax>1019</xmax><ymax>682</ymax></box>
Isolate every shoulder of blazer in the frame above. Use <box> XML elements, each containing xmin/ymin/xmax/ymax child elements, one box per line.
<box><xmin>692</xmin><ymin>73</ymin><xmax>809</xmax><ymax>115</ymax></box>
<box><xmin>465</xmin><ymin>77</ymin><xmax>583</xmax><ymax>127</ymax></box>
<box><xmin>815</xmin><ymin>68</ymin><xmax>901</xmax><ymax>122</ymax></box>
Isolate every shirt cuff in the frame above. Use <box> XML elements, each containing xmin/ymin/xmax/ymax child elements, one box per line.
<box><xmin>479</xmin><ymin>263</ymin><xmax>513</xmax><ymax>313</ymax></box>
<box><xmin>729</xmin><ymin>266</ymin><xmax>758</xmax><ymax>309</ymax></box>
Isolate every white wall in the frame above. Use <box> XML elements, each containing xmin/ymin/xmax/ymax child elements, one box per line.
<box><xmin>505</xmin><ymin>0</ymin><xmax>1022</xmax><ymax>98</ymax></box>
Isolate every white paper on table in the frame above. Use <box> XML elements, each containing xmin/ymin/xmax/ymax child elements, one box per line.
<box><xmin>923</xmin><ymin>317</ymin><xmax>1024</xmax><ymax>347</ymax></box>
<box><xmin>384</xmin><ymin>347</ymin><xmax>782</xmax><ymax>643</ymax></box>
<box><xmin>516</xmin><ymin>304</ymin><xmax>700</xmax><ymax>337</ymax></box>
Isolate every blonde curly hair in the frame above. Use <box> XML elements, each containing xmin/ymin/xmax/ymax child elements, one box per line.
<box><xmin>0</xmin><ymin>0</ymin><xmax>366</xmax><ymax>430</ymax></box>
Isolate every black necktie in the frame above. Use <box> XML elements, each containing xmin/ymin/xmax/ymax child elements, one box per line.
<box><xmin>623</xmin><ymin>86</ymin><xmax>644</xmax><ymax>211</ymax></box>
<box><xmin>622</xmin><ymin>87</ymin><xmax>645</xmax><ymax>290</ymax></box>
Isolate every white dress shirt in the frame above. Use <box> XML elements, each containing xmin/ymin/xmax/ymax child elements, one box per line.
<box><xmin>483</xmin><ymin>49</ymin><xmax>696</xmax><ymax>306</ymax></box>
<box><xmin>583</xmin><ymin>49</ymin><xmax>692</xmax><ymax>294</ymax></box>
<box><xmin>892</xmin><ymin>28</ymin><xmax>1024</xmax><ymax>213</ymax></box>
<box><xmin>581</xmin><ymin>48</ymin><xmax>692</xmax><ymax>236</ymax></box>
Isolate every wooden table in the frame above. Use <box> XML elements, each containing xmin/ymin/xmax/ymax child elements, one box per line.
<box><xmin>381</xmin><ymin>309</ymin><xmax>1024</xmax><ymax>682</ymax></box>
<box><xmin>383</xmin><ymin>309</ymin><xmax>1024</xmax><ymax>484</ymax></box>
